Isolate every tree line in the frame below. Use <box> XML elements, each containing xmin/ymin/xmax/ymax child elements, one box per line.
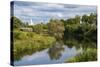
<box><xmin>11</xmin><ymin>13</ymin><xmax>97</xmax><ymax>41</ymax></box>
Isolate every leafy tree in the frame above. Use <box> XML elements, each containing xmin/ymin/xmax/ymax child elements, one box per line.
<box><xmin>11</xmin><ymin>16</ymin><xmax>24</xmax><ymax>29</ymax></box>
<box><xmin>48</xmin><ymin>19</ymin><xmax>65</xmax><ymax>39</ymax></box>
<box><xmin>24</xmin><ymin>22</ymin><xmax>29</xmax><ymax>27</ymax></box>
<box><xmin>81</xmin><ymin>13</ymin><xmax>97</xmax><ymax>25</ymax></box>
<box><xmin>64</xmin><ymin>15</ymin><xmax>80</xmax><ymax>25</ymax></box>
<box><xmin>88</xmin><ymin>13</ymin><xmax>97</xmax><ymax>24</ymax></box>
<box><xmin>81</xmin><ymin>15</ymin><xmax>89</xmax><ymax>23</ymax></box>
<box><xmin>33</xmin><ymin>23</ymin><xmax>44</xmax><ymax>34</ymax></box>
<box><xmin>74</xmin><ymin>15</ymin><xmax>81</xmax><ymax>24</ymax></box>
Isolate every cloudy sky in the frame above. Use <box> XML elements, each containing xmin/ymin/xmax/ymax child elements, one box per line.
<box><xmin>11</xmin><ymin>1</ymin><xmax>97</xmax><ymax>24</ymax></box>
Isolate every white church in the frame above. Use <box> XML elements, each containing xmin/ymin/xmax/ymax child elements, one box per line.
<box><xmin>29</xmin><ymin>19</ymin><xmax>34</xmax><ymax>25</ymax></box>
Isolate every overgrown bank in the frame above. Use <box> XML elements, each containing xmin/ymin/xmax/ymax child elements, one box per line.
<box><xmin>13</xmin><ymin>31</ymin><xmax>56</xmax><ymax>60</ymax></box>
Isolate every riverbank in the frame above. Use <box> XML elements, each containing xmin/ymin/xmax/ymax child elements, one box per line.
<box><xmin>13</xmin><ymin>31</ymin><xmax>56</xmax><ymax>60</ymax></box>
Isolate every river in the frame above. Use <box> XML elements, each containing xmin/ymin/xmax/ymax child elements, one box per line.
<box><xmin>14</xmin><ymin>37</ymin><xmax>96</xmax><ymax>66</ymax></box>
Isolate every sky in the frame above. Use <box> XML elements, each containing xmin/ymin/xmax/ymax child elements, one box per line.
<box><xmin>11</xmin><ymin>1</ymin><xmax>97</xmax><ymax>24</ymax></box>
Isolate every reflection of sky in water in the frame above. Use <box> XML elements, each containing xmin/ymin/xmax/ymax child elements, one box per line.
<box><xmin>14</xmin><ymin>46</ymin><xmax>82</xmax><ymax>66</ymax></box>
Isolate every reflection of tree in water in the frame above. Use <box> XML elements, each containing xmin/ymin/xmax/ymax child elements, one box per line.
<box><xmin>64</xmin><ymin>37</ymin><xmax>81</xmax><ymax>49</ymax></box>
<box><xmin>14</xmin><ymin>49</ymin><xmax>36</xmax><ymax>61</ymax></box>
<box><xmin>48</xmin><ymin>42</ymin><xmax>64</xmax><ymax>60</ymax></box>
<box><xmin>47</xmin><ymin>37</ymin><xmax>97</xmax><ymax>60</ymax></box>
<box><xmin>80</xmin><ymin>37</ymin><xmax>97</xmax><ymax>50</ymax></box>
<box><xmin>64</xmin><ymin>36</ymin><xmax>97</xmax><ymax>50</ymax></box>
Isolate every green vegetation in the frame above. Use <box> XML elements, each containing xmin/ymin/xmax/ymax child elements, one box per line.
<box><xmin>11</xmin><ymin>13</ymin><xmax>97</xmax><ymax>62</ymax></box>
<box><xmin>48</xmin><ymin>19</ymin><xmax>65</xmax><ymax>40</ymax></box>
<box><xmin>13</xmin><ymin>31</ymin><xmax>56</xmax><ymax>60</ymax></box>
<box><xmin>11</xmin><ymin>16</ymin><xmax>25</xmax><ymax>29</ymax></box>
<box><xmin>63</xmin><ymin>13</ymin><xmax>97</xmax><ymax>41</ymax></box>
<box><xmin>66</xmin><ymin>48</ymin><xmax>97</xmax><ymax>62</ymax></box>
<box><xmin>33</xmin><ymin>23</ymin><xmax>45</xmax><ymax>34</ymax></box>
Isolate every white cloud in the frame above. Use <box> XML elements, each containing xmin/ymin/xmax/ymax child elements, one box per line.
<box><xmin>45</xmin><ymin>3</ymin><xmax>64</xmax><ymax>8</ymax></box>
<box><xmin>13</xmin><ymin>1</ymin><xmax>97</xmax><ymax>23</ymax></box>
<box><xmin>57</xmin><ymin>13</ymin><xmax>63</xmax><ymax>17</ymax></box>
<box><xmin>21</xmin><ymin>8</ymin><xmax>33</xmax><ymax>13</ymax></box>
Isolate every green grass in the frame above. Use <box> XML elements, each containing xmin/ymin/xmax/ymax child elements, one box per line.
<box><xmin>13</xmin><ymin>31</ymin><xmax>56</xmax><ymax>60</ymax></box>
<box><xmin>65</xmin><ymin>48</ymin><xmax>97</xmax><ymax>62</ymax></box>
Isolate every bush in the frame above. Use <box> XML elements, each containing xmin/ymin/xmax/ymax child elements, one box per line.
<box><xmin>13</xmin><ymin>31</ymin><xmax>28</xmax><ymax>40</ymax></box>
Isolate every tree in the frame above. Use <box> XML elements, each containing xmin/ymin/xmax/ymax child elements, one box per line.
<box><xmin>74</xmin><ymin>15</ymin><xmax>80</xmax><ymax>24</ymax></box>
<box><xmin>33</xmin><ymin>23</ymin><xmax>44</xmax><ymax>34</ymax></box>
<box><xmin>64</xmin><ymin>15</ymin><xmax>80</xmax><ymax>25</ymax></box>
<box><xmin>24</xmin><ymin>22</ymin><xmax>29</xmax><ymax>27</ymax></box>
<box><xmin>81</xmin><ymin>15</ymin><xmax>89</xmax><ymax>23</ymax></box>
<box><xmin>48</xmin><ymin>19</ymin><xmax>65</xmax><ymax>39</ymax></box>
<box><xmin>11</xmin><ymin>16</ymin><xmax>24</xmax><ymax>29</ymax></box>
<box><xmin>88</xmin><ymin>13</ymin><xmax>97</xmax><ymax>24</ymax></box>
<box><xmin>81</xmin><ymin>13</ymin><xmax>97</xmax><ymax>25</ymax></box>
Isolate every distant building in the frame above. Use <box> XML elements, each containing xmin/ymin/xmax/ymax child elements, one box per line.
<box><xmin>20</xmin><ymin>28</ymin><xmax>33</xmax><ymax>32</ymax></box>
<box><xmin>80</xmin><ymin>16</ymin><xmax>82</xmax><ymax>24</ymax></box>
<box><xmin>29</xmin><ymin>19</ymin><xmax>34</xmax><ymax>25</ymax></box>
<box><xmin>80</xmin><ymin>20</ymin><xmax>82</xmax><ymax>24</ymax></box>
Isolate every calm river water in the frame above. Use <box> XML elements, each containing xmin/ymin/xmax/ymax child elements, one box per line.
<box><xmin>14</xmin><ymin>37</ymin><xmax>96</xmax><ymax>66</ymax></box>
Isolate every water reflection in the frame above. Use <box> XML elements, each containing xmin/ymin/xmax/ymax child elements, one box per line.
<box><xmin>64</xmin><ymin>37</ymin><xmax>96</xmax><ymax>50</ymax></box>
<box><xmin>48</xmin><ymin>42</ymin><xmax>64</xmax><ymax>60</ymax></box>
<box><xmin>13</xmin><ymin>37</ymin><xmax>97</xmax><ymax>66</ymax></box>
